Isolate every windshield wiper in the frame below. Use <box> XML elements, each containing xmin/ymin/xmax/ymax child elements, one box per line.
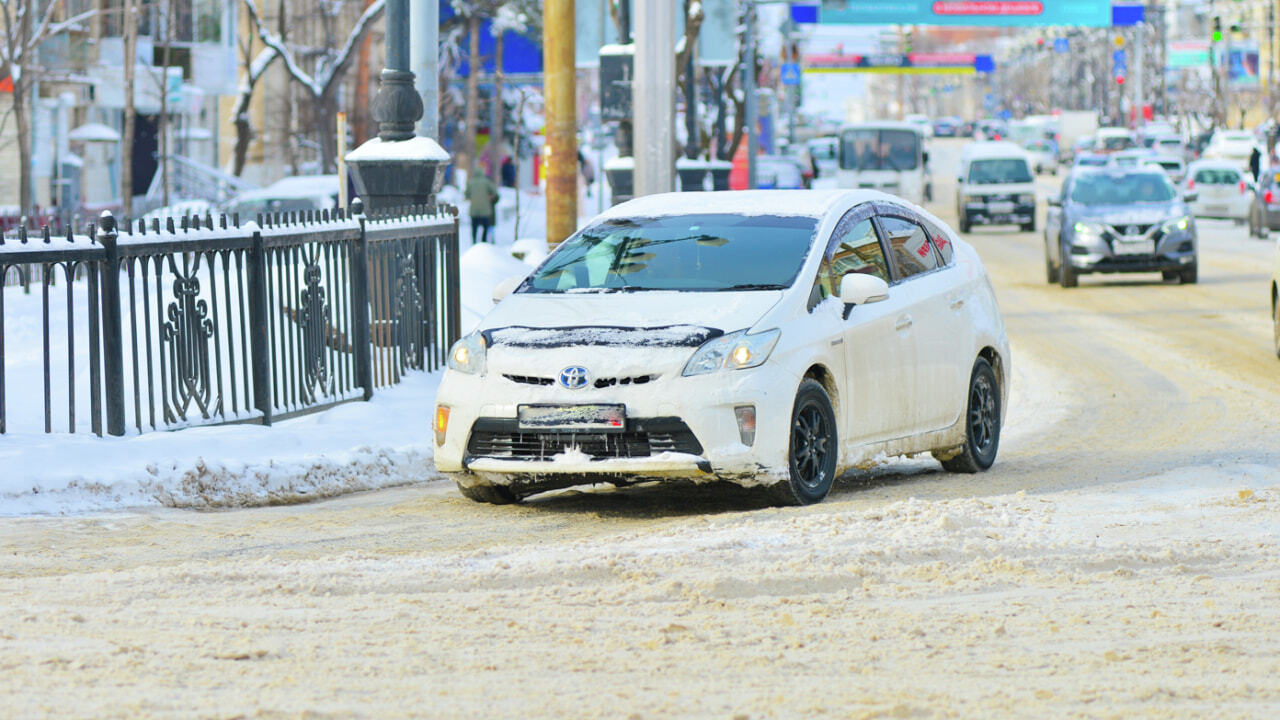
<box><xmin>720</xmin><ymin>283</ymin><xmax>786</xmax><ymax>291</ymax></box>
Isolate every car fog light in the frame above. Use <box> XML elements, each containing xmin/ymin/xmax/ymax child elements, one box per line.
<box><xmin>434</xmin><ymin>406</ymin><xmax>450</xmax><ymax>446</ymax></box>
<box><xmin>734</xmin><ymin>405</ymin><xmax>756</xmax><ymax>446</ymax></box>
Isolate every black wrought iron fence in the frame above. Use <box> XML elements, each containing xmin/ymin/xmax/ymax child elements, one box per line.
<box><xmin>0</xmin><ymin>202</ymin><xmax>460</xmax><ymax>436</ymax></box>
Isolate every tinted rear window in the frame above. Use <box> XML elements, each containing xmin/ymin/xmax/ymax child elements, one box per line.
<box><xmin>1193</xmin><ymin>168</ymin><xmax>1242</xmax><ymax>184</ymax></box>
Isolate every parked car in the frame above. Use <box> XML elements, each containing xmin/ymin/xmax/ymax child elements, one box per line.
<box><xmin>434</xmin><ymin>190</ymin><xmax>1011</xmax><ymax>506</ymax></box>
<box><xmin>1185</xmin><ymin>160</ymin><xmax>1251</xmax><ymax>224</ymax></box>
<box><xmin>1044</xmin><ymin>168</ymin><xmax>1198</xmax><ymax>287</ymax></box>
<box><xmin>1248</xmin><ymin>169</ymin><xmax>1280</xmax><ymax>238</ymax></box>
<box><xmin>933</xmin><ymin>116</ymin><xmax>962</xmax><ymax>138</ymax></box>
<box><xmin>222</xmin><ymin>174</ymin><xmax>340</xmax><ymax>219</ymax></box>
<box><xmin>956</xmin><ymin>141</ymin><xmax>1037</xmax><ymax>233</ymax></box>
<box><xmin>1024</xmin><ymin>138</ymin><xmax>1059</xmax><ymax>175</ymax></box>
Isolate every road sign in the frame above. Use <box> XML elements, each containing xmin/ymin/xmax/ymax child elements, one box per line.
<box><xmin>780</xmin><ymin>63</ymin><xmax>802</xmax><ymax>86</ymax></box>
<box><xmin>819</xmin><ymin>1</ymin><xmax>1112</xmax><ymax>27</ymax></box>
<box><xmin>1054</xmin><ymin>38</ymin><xmax>1070</xmax><ymax>54</ymax></box>
<box><xmin>1113</xmin><ymin>49</ymin><xmax>1127</xmax><ymax>71</ymax></box>
<box><xmin>790</xmin><ymin>3</ymin><xmax>818</xmax><ymax>24</ymax></box>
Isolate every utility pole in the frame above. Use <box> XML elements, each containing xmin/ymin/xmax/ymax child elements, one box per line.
<box><xmin>410</xmin><ymin>0</ymin><xmax>439</xmax><ymax>139</ymax></box>
<box><xmin>744</xmin><ymin>3</ymin><xmax>758</xmax><ymax>188</ymax></box>
<box><xmin>896</xmin><ymin>25</ymin><xmax>905</xmax><ymax>120</ymax></box>
<box><xmin>1134</xmin><ymin>18</ymin><xmax>1145</xmax><ymax>128</ymax></box>
<box><xmin>544</xmin><ymin>0</ymin><xmax>577</xmax><ymax>244</ymax></box>
<box><xmin>635</xmin><ymin>0</ymin><xmax>675</xmax><ymax>195</ymax></box>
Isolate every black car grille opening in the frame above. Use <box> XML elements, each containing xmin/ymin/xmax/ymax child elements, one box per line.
<box><xmin>503</xmin><ymin>373</ymin><xmax>658</xmax><ymax>388</ymax></box>
<box><xmin>466</xmin><ymin>417</ymin><xmax>703</xmax><ymax>461</ymax></box>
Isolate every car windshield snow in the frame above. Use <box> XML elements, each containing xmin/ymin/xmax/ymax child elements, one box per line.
<box><xmin>521</xmin><ymin>214</ymin><xmax>817</xmax><ymax>293</ymax></box>
<box><xmin>1071</xmin><ymin>172</ymin><xmax>1176</xmax><ymax>205</ymax></box>
<box><xmin>968</xmin><ymin>158</ymin><xmax>1033</xmax><ymax>184</ymax></box>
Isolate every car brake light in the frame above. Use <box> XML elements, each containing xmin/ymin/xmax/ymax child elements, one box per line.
<box><xmin>1266</xmin><ymin>190</ymin><xmax>1274</xmax><ymax>204</ymax></box>
<box><xmin>1187</xmin><ymin>179</ymin><xmax>1195</xmax><ymax>189</ymax></box>
<box><xmin>1240</xmin><ymin>180</ymin><xmax>1247</xmax><ymax>194</ymax></box>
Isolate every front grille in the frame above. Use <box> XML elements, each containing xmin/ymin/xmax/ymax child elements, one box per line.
<box><xmin>503</xmin><ymin>373</ymin><xmax>658</xmax><ymax>388</ymax></box>
<box><xmin>466</xmin><ymin>417</ymin><xmax>703</xmax><ymax>461</ymax></box>
<box><xmin>1105</xmin><ymin>223</ymin><xmax>1154</xmax><ymax>238</ymax></box>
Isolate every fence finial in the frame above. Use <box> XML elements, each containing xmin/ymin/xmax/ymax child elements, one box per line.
<box><xmin>351</xmin><ymin>197</ymin><xmax>364</xmax><ymax>217</ymax></box>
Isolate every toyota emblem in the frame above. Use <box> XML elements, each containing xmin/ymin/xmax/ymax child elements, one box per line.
<box><xmin>558</xmin><ymin>366</ymin><xmax>591</xmax><ymax>389</ymax></box>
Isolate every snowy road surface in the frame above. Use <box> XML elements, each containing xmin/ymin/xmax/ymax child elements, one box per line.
<box><xmin>3</xmin><ymin>140</ymin><xmax>1280</xmax><ymax>717</ymax></box>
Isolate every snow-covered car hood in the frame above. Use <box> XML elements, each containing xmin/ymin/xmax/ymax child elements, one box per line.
<box><xmin>478</xmin><ymin>290</ymin><xmax>785</xmax><ymax>338</ymax></box>
<box><xmin>1069</xmin><ymin>203</ymin><xmax>1187</xmax><ymax>226</ymax></box>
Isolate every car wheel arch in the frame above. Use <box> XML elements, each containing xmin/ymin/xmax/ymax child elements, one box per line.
<box><xmin>802</xmin><ymin>364</ymin><xmax>840</xmax><ymax>419</ymax></box>
<box><xmin>977</xmin><ymin>347</ymin><xmax>1005</xmax><ymax>402</ymax></box>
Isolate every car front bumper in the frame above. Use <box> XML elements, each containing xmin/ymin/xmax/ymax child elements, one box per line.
<box><xmin>1065</xmin><ymin>231</ymin><xmax>1197</xmax><ymax>274</ymax></box>
<box><xmin>433</xmin><ymin>362</ymin><xmax>800</xmax><ymax>489</ymax></box>
<box><xmin>963</xmin><ymin>202</ymin><xmax>1035</xmax><ymax>226</ymax></box>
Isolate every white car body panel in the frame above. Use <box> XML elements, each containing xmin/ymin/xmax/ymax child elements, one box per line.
<box><xmin>1186</xmin><ymin>161</ymin><xmax>1251</xmax><ymax>220</ymax></box>
<box><xmin>433</xmin><ymin>190</ymin><xmax>1009</xmax><ymax>493</ymax></box>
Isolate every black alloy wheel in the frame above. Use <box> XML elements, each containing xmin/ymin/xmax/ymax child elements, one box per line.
<box><xmin>939</xmin><ymin>357</ymin><xmax>1001</xmax><ymax>473</ymax></box>
<box><xmin>771</xmin><ymin>379</ymin><xmax>838</xmax><ymax>506</ymax></box>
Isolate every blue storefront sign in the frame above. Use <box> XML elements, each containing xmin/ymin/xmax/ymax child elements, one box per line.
<box><xmin>821</xmin><ymin>1</ymin><xmax>1112</xmax><ymax>27</ymax></box>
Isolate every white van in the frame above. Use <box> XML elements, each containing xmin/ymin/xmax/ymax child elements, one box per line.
<box><xmin>955</xmin><ymin>141</ymin><xmax>1037</xmax><ymax>233</ymax></box>
<box><xmin>836</xmin><ymin>121</ymin><xmax>931</xmax><ymax>205</ymax></box>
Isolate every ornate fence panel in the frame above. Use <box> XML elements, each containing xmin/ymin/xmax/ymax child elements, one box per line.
<box><xmin>0</xmin><ymin>203</ymin><xmax>460</xmax><ymax>437</ymax></box>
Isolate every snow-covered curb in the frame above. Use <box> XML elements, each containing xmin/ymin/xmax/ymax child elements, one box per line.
<box><xmin>0</xmin><ymin>369</ymin><xmax>444</xmax><ymax>516</ymax></box>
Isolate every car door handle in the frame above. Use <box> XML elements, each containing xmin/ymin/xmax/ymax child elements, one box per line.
<box><xmin>949</xmin><ymin>298</ymin><xmax>965</xmax><ymax>310</ymax></box>
<box><xmin>894</xmin><ymin>315</ymin><xmax>913</xmax><ymax>332</ymax></box>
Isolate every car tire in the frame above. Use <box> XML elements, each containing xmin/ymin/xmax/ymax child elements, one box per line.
<box><xmin>770</xmin><ymin>379</ymin><xmax>839</xmax><ymax>506</ymax></box>
<box><xmin>938</xmin><ymin>357</ymin><xmax>1001</xmax><ymax>474</ymax></box>
<box><xmin>1021</xmin><ymin>218</ymin><xmax>1036</xmax><ymax>233</ymax></box>
<box><xmin>1044</xmin><ymin>245</ymin><xmax>1059</xmax><ymax>284</ymax></box>
<box><xmin>1058</xmin><ymin>256</ymin><xmax>1078</xmax><ymax>288</ymax></box>
<box><xmin>1162</xmin><ymin>270</ymin><xmax>1179</xmax><ymax>282</ymax></box>
<box><xmin>925</xmin><ymin>184</ymin><xmax>934</xmax><ymax>203</ymax></box>
<box><xmin>1273</xmin><ymin>290</ymin><xmax>1280</xmax><ymax>359</ymax></box>
<box><xmin>959</xmin><ymin>215</ymin><xmax>971</xmax><ymax>234</ymax></box>
<box><xmin>1179</xmin><ymin>264</ymin><xmax>1198</xmax><ymax>284</ymax></box>
<box><xmin>1249</xmin><ymin>207</ymin><xmax>1259</xmax><ymax>237</ymax></box>
<box><xmin>456</xmin><ymin>481</ymin><xmax>520</xmax><ymax>504</ymax></box>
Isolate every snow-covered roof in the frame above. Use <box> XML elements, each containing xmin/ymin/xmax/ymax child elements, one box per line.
<box><xmin>593</xmin><ymin>190</ymin><xmax>880</xmax><ymax>222</ymax></box>
<box><xmin>68</xmin><ymin>122</ymin><xmax>121</xmax><ymax>143</ymax></box>
<box><xmin>837</xmin><ymin>120</ymin><xmax>921</xmax><ymax>133</ymax></box>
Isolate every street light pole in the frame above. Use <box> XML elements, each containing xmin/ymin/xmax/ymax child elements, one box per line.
<box><xmin>745</xmin><ymin>3</ymin><xmax>758</xmax><ymax>189</ymax></box>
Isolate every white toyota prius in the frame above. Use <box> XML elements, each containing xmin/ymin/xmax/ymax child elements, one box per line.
<box><xmin>434</xmin><ymin>190</ymin><xmax>1010</xmax><ymax>506</ymax></box>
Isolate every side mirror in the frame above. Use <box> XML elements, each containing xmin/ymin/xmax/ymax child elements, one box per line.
<box><xmin>492</xmin><ymin>274</ymin><xmax>526</xmax><ymax>304</ymax></box>
<box><xmin>1183</xmin><ymin>190</ymin><xmax>1199</xmax><ymax>202</ymax></box>
<box><xmin>922</xmin><ymin>150</ymin><xmax>930</xmax><ymax>164</ymax></box>
<box><xmin>839</xmin><ymin>273</ymin><xmax>890</xmax><ymax>307</ymax></box>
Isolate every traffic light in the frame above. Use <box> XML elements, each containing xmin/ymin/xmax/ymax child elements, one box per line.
<box><xmin>1213</xmin><ymin>16</ymin><xmax>1223</xmax><ymax>43</ymax></box>
<box><xmin>1115</xmin><ymin>74</ymin><xmax>1125</xmax><ymax>85</ymax></box>
<box><xmin>904</xmin><ymin>28</ymin><xmax>914</xmax><ymax>53</ymax></box>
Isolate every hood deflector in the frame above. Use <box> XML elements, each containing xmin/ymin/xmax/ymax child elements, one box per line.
<box><xmin>483</xmin><ymin>325</ymin><xmax>724</xmax><ymax>349</ymax></box>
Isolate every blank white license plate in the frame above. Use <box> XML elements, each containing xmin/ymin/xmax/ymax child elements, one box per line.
<box><xmin>987</xmin><ymin>202</ymin><xmax>1015</xmax><ymax>214</ymax></box>
<box><xmin>1113</xmin><ymin>240</ymin><xmax>1154</xmax><ymax>255</ymax></box>
<box><xmin>517</xmin><ymin>404</ymin><xmax>626</xmax><ymax>432</ymax></box>
<box><xmin>1204</xmin><ymin>204</ymin><xmax>1229</xmax><ymax>214</ymax></box>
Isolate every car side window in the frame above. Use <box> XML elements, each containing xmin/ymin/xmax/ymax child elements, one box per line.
<box><xmin>877</xmin><ymin>216</ymin><xmax>940</xmax><ymax>280</ymax></box>
<box><xmin>830</xmin><ymin>218</ymin><xmax>891</xmax><ymax>285</ymax></box>
<box><xmin>918</xmin><ymin>217</ymin><xmax>954</xmax><ymax>265</ymax></box>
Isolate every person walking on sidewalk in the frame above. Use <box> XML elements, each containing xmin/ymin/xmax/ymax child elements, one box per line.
<box><xmin>467</xmin><ymin>170</ymin><xmax>500</xmax><ymax>244</ymax></box>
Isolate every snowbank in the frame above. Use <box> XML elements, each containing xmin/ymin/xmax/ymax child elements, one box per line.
<box><xmin>0</xmin><ymin>373</ymin><xmax>443</xmax><ymax>516</ymax></box>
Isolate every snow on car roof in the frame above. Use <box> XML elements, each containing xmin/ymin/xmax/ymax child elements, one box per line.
<box><xmin>593</xmin><ymin>190</ymin><xmax>876</xmax><ymax>222</ymax></box>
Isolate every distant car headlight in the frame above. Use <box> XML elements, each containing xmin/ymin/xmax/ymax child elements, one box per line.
<box><xmin>1073</xmin><ymin>221</ymin><xmax>1106</xmax><ymax>239</ymax></box>
<box><xmin>447</xmin><ymin>332</ymin><xmax>487</xmax><ymax>375</ymax></box>
<box><xmin>683</xmin><ymin>329</ymin><xmax>781</xmax><ymax>376</ymax></box>
<box><xmin>1161</xmin><ymin>216</ymin><xmax>1192</xmax><ymax>235</ymax></box>
<box><xmin>1017</xmin><ymin>193</ymin><xmax>1036</xmax><ymax>204</ymax></box>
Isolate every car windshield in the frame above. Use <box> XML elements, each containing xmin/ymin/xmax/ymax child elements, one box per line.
<box><xmin>1071</xmin><ymin>172</ymin><xmax>1177</xmax><ymax>205</ymax></box>
<box><xmin>1077</xmin><ymin>155</ymin><xmax>1108</xmax><ymax>166</ymax></box>
<box><xmin>839</xmin><ymin>129</ymin><xmax>920</xmax><ymax>171</ymax></box>
<box><xmin>1101</xmin><ymin>135</ymin><xmax>1134</xmax><ymax>150</ymax></box>
<box><xmin>521</xmin><ymin>214</ymin><xmax>817</xmax><ymax>293</ymax></box>
<box><xmin>1193</xmin><ymin>168</ymin><xmax>1241</xmax><ymax>184</ymax></box>
<box><xmin>968</xmin><ymin>158</ymin><xmax>1033</xmax><ymax>184</ymax></box>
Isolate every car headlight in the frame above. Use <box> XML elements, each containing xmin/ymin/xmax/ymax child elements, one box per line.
<box><xmin>1161</xmin><ymin>216</ymin><xmax>1192</xmax><ymax>234</ymax></box>
<box><xmin>1073</xmin><ymin>221</ymin><xmax>1106</xmax><ymax>238</ymax></box>
<box><xmin>1017</xmin><ymin>193</ymin><xmax>1036</xmax><ymax>204</ymax></box>
<box><xmin>447</xmin><ymin>332</ymin><xmax>487</xmax><ymax>375</ymax></box>
<box><xmin>682</xmin><ymin>329</ymin><xmax>781</xmax><ymax>377</ymax></box>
